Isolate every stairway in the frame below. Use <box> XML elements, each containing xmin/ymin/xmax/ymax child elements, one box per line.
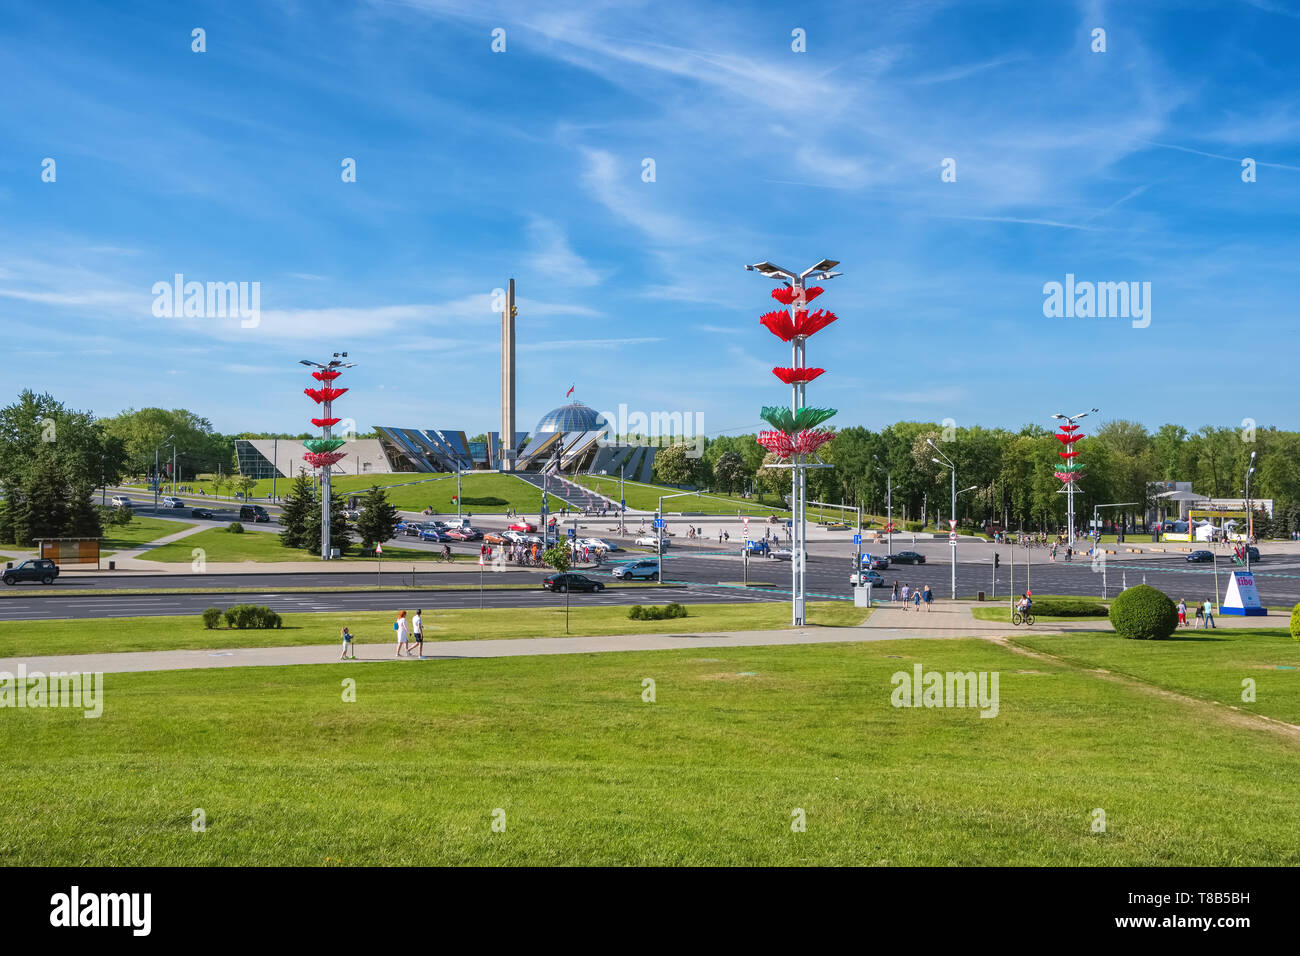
<box><xmin>510</xmin><ymin>472</ymin><xmax>617</xmax><ymax>513</ymax></box>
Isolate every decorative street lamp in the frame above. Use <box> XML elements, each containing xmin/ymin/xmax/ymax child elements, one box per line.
<box><xmin>746</xmin><ymin>258</ymin><xmax>842</xmax><ymax>626</ymax></box>
<box><xmin>1051</xmin><ymin>408</ymin><xmax>1097</xmax><ymax>548</ymax></box>
<box><xmin>1245</xmin><ymin>450</ymin><xmax>1256</xmax><ymax>571</ymax></box>
<box><xmin>300</xmin><ymin>353</ymin><xmax>356</xmax><ymax>560</ymax></box>
<box><xmin>927</xmin><ymin>439</ymin><xmax>958</xmax><ymax>600</ymax></box>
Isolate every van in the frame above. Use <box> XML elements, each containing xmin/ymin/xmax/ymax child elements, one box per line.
<box><xmin>444</xmin><ymin>517</ymin><xmax>472</xmax><ymax>531</ymax></box>
<box><xmin>239</xmin><ymin>505</ymin><xmax>271</xmax><ymax>522</ymax></box>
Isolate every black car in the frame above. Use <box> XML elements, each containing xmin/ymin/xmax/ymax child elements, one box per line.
<box><xmin>3</xmin><ymin>558</ymin><xmax>60</xmax><ymax>585</ymax></box>
<box><xmin>1186</xmin><ymin>550</ymin><xmax>1214</xmax><ymax>563</ymax></box>
<box><xmin>542</xmin><ymin>573</ymin><xmax>605</xmax><ymax>593</ymax></box>
<box><xmin>190</xmin><ymin>507</ymin><xmax>216</xmax><ymax>520</ymax></box>
<box><xmin>890</xmin><ymin>551</ymin><xmax>926</xmax><ymax>565</ymax></box>
<box><xmin>239</xmin><ymin>505</ymin><xmax>271</xmax><ymax>522</ymax></box>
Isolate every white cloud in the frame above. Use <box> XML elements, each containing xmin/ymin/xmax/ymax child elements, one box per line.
<box><xmin>525</xmin><ymin>218</ymin><xmax>605</xmax><ymax>287</ymax></box>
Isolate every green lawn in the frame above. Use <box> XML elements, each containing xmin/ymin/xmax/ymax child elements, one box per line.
<box><xmin>139</xmin><ymin>527</ymin><xmax>447</xmax><ymax>564</ymax></box>
<box><xmin>249</xmin><ymin>472</ymin><xmax>547</xmax><ymax>514</ymax></box>
<box><xmin>2</xmin><ymin>634</ymin><xmax>1297</xmax><ymax>865</ymax></box>
<box><xmin>0</xmin><ymin>602</ymin><xmax>866</xmax><ymax>657</ymax></box>
<box><xmin>1015</xmin><ymin>627</ymin><xmax>1300</xmax><ymax>724</ymax></box>
<box><xmin>100</xmin><ymin>515</ymin><xmax>197</xmax><ymax>553</ymax></box>
<box><xmin>572</xmin><ymin>475</ymin><xmax>800</xmax><ymax>516</ymax></box>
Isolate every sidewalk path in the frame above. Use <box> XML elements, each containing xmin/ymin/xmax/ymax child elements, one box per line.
<box><xmin>2</xmin><ymin>600</ymin><xmax>1275</xmax><ymax>676</ymax></box>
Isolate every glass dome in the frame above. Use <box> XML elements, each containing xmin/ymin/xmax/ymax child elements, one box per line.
<box><xmin>533</xmin><ymin>402</ymin><xmax>608</xmax><ymax>434</ymax></box>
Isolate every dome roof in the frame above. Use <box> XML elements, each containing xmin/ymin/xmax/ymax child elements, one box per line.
<box><xmin>533</xmin><ymin>402</ymin><xmax>607</xmax><ymax>434</ymax></box>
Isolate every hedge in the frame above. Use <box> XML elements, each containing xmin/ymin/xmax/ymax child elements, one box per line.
<box><xmin>220</xmin><ymin>604</ymin><xmax>283</xmax><ymax>629</ymax></box>
<box><xmin>1108</xmin><ymin>585</ymin><xmax>1178</xmax><ymax>640</ymax></box>
<box><xmin>1290</xmin><ymin>602</ymin><xmax>1300</xmax><ymax>642</ymax></box>
<box><xmin>628</xmin><ymin>603</ymin><xmax>688</xmax><ymax>621</ymax></box>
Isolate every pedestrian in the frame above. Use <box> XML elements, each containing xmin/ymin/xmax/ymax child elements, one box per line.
<box><xmin>411</xmin><ymin>609</ymin><xmax>424</xmax><ymax>658</ymax></box>
<box><xmin>912</xmin><ymin>588</ymin><xmax>922</xmax><ymax>610</ymax></box>
<box><xmin>1194</xmin><ymin>602</ymin><xmax>1204</xmax><ymax>628</ymax></box>
<box><xmin>923</xmin><ymin>584</ymin><xmax>933</xmax><ymax>611</ymax></box>
<box><xmin>900</xmin><ymin>583</ymin><xmax>911</xmax><ymax>608</ymax></box>
<box><xmin>1202</xmin><ymin>598</ymin><xmax>1216</xmax><ymax>629</ymax></box>
<box><xmin>891</xmin><ymin>580</ymin><xmax>900</xmax><ymax>602</ymax></box>
<box><xmin>394</xmin><ymin>610</ymin><xmax>410</xmax><ymax>657</ymax></box>
<box><xmin>340</xmin><ymin>626</ymin><xmax>356</xmax><ymax>660</ymax></box>
<box><xmin>1176</xmin><ymin>598</ymin><xmax>1187</xmax><ymax>627</ymax></box>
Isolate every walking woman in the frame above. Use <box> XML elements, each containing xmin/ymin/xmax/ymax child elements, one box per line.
<box><xmin>891</xmin><ymin>580</ymin><xmax>901</xmax><ymax>603</ymax></box>
<box><xmin>922</xmin><ymin>584</ymin><xmax>933</xmax><ymax>612</ymax></box>
<box><xmin>394</xmin><ymin>609</ymin><xmax>410</xmax><ymax>657</ymax></box>
<box><xmin>340</xmin><ymin>626</ymin><xmax>356</xmax><ymax>660</ymax></box>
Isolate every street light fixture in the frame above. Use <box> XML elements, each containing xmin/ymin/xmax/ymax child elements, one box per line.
<box><xmin>152</xmin><ymin>434</ymin><xmax>174</xmax><ymax>512</ymax></box>
<box><xmin>927</xmin><ymin>439</ymin><xmax>958</xmax><ymax>600</ymax></box>
<box><xmin>745</xmin><ymin>257</ymin><xmax>842</xmax><ymax>626</ymax></box>
<box><xmin>1051</xmin><ymin>407</ymin><xmax>1097</xmax><ymax>547</ymax></box>
<box><xmin>873</xmin><ymin>454</ymin><xmax>893</xmax><ymax>557</ymax></box>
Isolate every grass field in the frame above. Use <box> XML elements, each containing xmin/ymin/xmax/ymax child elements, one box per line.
<box><xmin>571</xmin><ymin>475</ymin><xmax>839</xmax><ymax>518</ymax></box>
<box><xmin>140</xmin><ymin>528</ymin><xmax>454</xmax><ymax>564</ymax></box>
<box><xmin>1015</xmin><ymin>626</ymin><xmax>1300</xmax><ymax>724</ymax></box>
<box><xmin>100</xmin><ymin>515</ymin><xmax>197</xmax><ymax>554</ymax></box>
<box><xmin>0</xmin><ymin>602</ymin><xmax>866</xmax><ymax>657</ymax></box>
<box><xmin>249</xmin><ymin>473</ymin><xmax>546</xmax><ymax>514</ymax></box>
<box><xmin>2</xmin><ymin>632</ymin><xmax>1297</xmax><ymax>865</ymax></box>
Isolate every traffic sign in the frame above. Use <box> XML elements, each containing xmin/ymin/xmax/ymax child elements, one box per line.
<box><xmin>949</xmin><ymin>532</ymin><xmax>957</xmax><ymax>543</ymax></box>
<box><xmin>743</xmin><ymin>526</ymin><xmax>750</xmax><ymax>538</ymax></box>
<box><xmin>786</xmin><ymin>519</ymin><xmax>793</xmax><ymax>528</ymax></box>
<box><xmin>949</xmin><ymin>519</ymin><xmax>958</xmax><ymax>530</ymax></box>
<box><xmin>853</xmin><ymin>534</ymin><xmax>862</xmax><ymax>546</ymax></box>
<box><xmin>653</xmin><ymin>518</ymin><xmax>665</xmax><ymax>529</ymax></box>
<box><xmin>567</xmin><ymin>528</ymin><xmax>576</xmax><ymax>538</ymax></box>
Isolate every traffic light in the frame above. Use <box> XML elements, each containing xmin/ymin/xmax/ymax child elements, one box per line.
<box><xmin>994</xmin><ymin>552</ymin><xmax>1000</xmax><ymax>569</ymax></box>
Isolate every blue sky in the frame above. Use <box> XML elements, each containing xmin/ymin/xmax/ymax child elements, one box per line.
<box><xmin>2</xmin><ymin>0</ymin><xmax>1298</xmax><ymax>439</ymax></box>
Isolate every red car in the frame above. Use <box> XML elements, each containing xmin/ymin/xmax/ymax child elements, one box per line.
<box><xmin>445</xmin><ymin>527</ymin><xmax>482</xmax><ymax>541</ymax></box>
<box><xmin>508</xmin><ymin>520</ymin><xmax>536</xmax><ymax>532</ymax></box>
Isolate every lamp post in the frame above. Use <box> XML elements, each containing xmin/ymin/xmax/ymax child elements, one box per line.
<box><xmin>152</xmin><ymin>434</ymin><xmax>174</xmax><ymax>512</ymax></box>
<box><xmin>619</xmin><ymin>462</ymin><xmax>626</xmax><ymax>537</ymax></box>
<box><xmin>873</xmin><ymin>455</ymin><xmax>893</xmax><ymax>557</ymax></box>
<box><xmin>1051</xmin><ymin>408</ymin><xmax>1097</xmax><ymax>548</ymax></box>
<box><xmin>300</xmin><ymin>353</ymin><xmax>356</xmax><ymax>560</ymax></box>
<box><xmin>656</xmin><ymin>491</ymin><xmax>696</xmax><ymax>584</ymax></box>
<box><xmin>1245</xmin><ymin>451</ymin><xmax>1256</xmax><ymax>570</ymax></box>
<box><xmin>928</xmin><ymin>439</ymin><xmax>958</xmax><ymax>600</ymax></box>
<box><xmin>746</xmin><ymin>257</ymin><xmax>843</xmax><ymax>626</ymax></box>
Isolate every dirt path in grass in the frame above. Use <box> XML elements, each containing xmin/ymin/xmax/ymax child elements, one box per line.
<box><xmin>987</xmin><ymin>635</ymin><xmax>1300</xmax><ymax>743</ymax></box>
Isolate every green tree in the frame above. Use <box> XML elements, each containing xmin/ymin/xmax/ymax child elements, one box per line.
<box><xmin>20</xmin><ymin>455</ymin><xmax>70</xmax><ymax>546</ymax></box>
<box><xmin>278</xmin><ymin>473</ymin><xmax>318</xmax><ymax>551</ymax></box>
<box><xmin>712</xmin><ymin>451</ymin><xmax>747</xmax><ymax>494</ymax></box>
<box><xmin>354</xmin><ymin>485</ymin><xmax>400</xmax><ymax>552</ymax></box>
<box><xmin>653</xmin><ymin>443</ymin><xmax>698</xmax><ymax>486</ymax></box>
<box><xmin>543</xmin><ymin>541</ymin><xmax>572</xmax><ymax>572</ymax></box>
<box><xmin>64</xmin><ymin>484</ymin><xmax>104</xmax><ymax>538</ymax></box>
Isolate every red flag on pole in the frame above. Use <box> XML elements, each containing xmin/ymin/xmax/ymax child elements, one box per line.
<box><xmin>566</xmin><ymin>384</ymin><xmax>575</xmax><ymax>397</ymax></box>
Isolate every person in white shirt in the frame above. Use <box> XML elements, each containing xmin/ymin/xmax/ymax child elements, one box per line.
<box><xmin>411</xmin><ymin>610</ymin><xmax>424</xmax><ymax>659</ymax></box>
<box><xmin>395</xmin><ymin>610</ymin><xmax>410</xmax><ymax>657</ymax></box>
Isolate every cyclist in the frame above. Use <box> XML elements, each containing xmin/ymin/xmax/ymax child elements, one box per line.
<box><xmin>441</xmin><ymin>544</ymin><xmax>453</xmax><ymax>562</ymax></box>
<box><xmin>1016</xmin><ymin>593</ymin><xmax>1032</xmax><ymax>618</ymax></box>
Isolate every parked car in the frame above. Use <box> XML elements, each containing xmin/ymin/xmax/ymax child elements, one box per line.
<box><xmin>578</xmin><ymin>537</ymin><xmax>620</xmax><ymax>552</ymax></box>
<box><xmin>110</xmin><ymin>495</ymin><xmax>133</xmax><ymax>508</ymax></box>
<box><xmin>190</xmin><ymin>507</ymin><xmax>216</xmax><ymax>520</ymax></box>
<box><xmin>3</xmin><ymin>558</ymin><xmax>60</xmax><ymax>585</ymax></box>
<box><xmin>857</xmin><ymin>553</ymin><xmax>889</xmax><ymax>570</ymax></box>
<box><xmin>1186</xmin><ymin>550</ymin><xmax>1214</xmax><ymax>563</ymax></box>
<box><xmin>849</xmin><ymin>569</ymin><xmax>887</xmax><ymax>588</ymax></box>
<box><xmin>889</xmin><ymin>551</ymin><xmax>926</xmax><ymax>565</ymax></box>
<box><xmin>508</xmin><ymin>520</ymin><xmax>537</xmax><ymax>532</ymax></box>
<box><xmin>1241</xmin><ymin>545</ymin><xmax>1261</xmax><ymax>562</ymax></box>
<box><xmin>445</xmin><ymin>527</ymin><xmax>482</xmax><ymax>541</ymax></box>
<box><xmin>239</xmin><ymin>505</ymin><xmax>271</xmax><ymax>522</ymax></box>
<box><xmin>160</xmin><ymin>496</ymin><xmax>186</xmax><ymax>509</ymax></box>
<box><xmin>542</xmin><ymin>573</ymin><xmax>606</xmax><ymax>593</ymax></box>
<box><xmin>744</xmin><ymin>539</ymin><xmax>771</xmax><ymax>556</ymax></box>
<box><xmin>484</xmin><ymin>531</ymin><xmax>508</xmax><ymax>545</ymax></box>
<box><xmin>419</xmin><ymin>527</ymin><xmax>451</xmax><ymax>542</ymax></box>
<box><xmin>612</xmin><ymin>559</ymin><xmax>660</xmax><ymax>580</ymax></box>
<box><xmin>636</xmin><ymin>535</ymin><xmax>671</xmax><ymax>549</ymax></box>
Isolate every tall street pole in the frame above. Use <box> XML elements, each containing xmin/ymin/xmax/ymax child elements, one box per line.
<box><xmin>950</xmin><ymin>464</ymin><xmax>956</xmax><ymax>600</ymax></box>
<box><xmin>272</xmin><ymin>437</ymin><xmax>278</xmax><ymax>502</ymax></box>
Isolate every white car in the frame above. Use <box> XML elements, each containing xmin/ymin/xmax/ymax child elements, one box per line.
<box><xmin>110</xmin><ymin>495</ymin><xmax>133</xmax><ymax>508</ymax></box>
<box><xmin>160</xmin><ymin>496</ymin><xmax>185</xmax><ymax>509</ymax></box>
<box><xmin>635</xmin><ymin>535</ymin><xmax>670</xmax><ymax>549</ymax></box>
<box><xmin>850</xmin><ymin>569</ymin><xmax>887</xmax><ymax>588</ymax></box>
<box><xmin>770</xmin><ymin>549</ymin><xmax>808</xmax><ymax>562</ymax></box>
<box><xmin>578</xmin><ymin>537</ymin><xmax>619</xmax><ymax>552</ymax></box>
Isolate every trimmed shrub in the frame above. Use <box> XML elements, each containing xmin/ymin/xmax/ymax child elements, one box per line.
<box><xmin>201</xmin><ymin>606</ymin><xmax>223</xmax><ymax>629</ymax></box>
<box><xmin>1109</xmin><ymin>585</ymin><xmax>1178</xmax><ymax>640</ymax></box>
<box><xmin>628</xmin><ymin>603</ymin><xmax>689</xmax><ymax>621</ymax></box>
<box><xmin>222</xmin><ymin>604</ymin><xmax>282</xmax><ymax>629</ymax></box>
<box><xmin>1290</xmin><ymin>602</ymin><xmax>1300</xmax><ymax>642</ymax></box>
<box><xmin>227</xmin><ymin>521</ymin><xmax>245</xmax><ymax>534</ymax></box>
<box><xmin>1031</xmin><ymin>596</ymin><xmax>1108</xmax><ymax>617</ymax></box>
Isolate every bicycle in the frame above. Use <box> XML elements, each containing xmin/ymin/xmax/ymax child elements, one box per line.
<box><xmin>1011</xmin><ymin>609</ymin><xmax>1036</xmax><ymax>626</ymax></box>
<box><xmin>440</xmin><ymin>547</ymin><xmax>454</xmax><ymax>563</ymax></box>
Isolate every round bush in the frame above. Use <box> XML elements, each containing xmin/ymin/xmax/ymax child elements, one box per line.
<box><xmin>1290</xmin><ymin>602</ymin><xmax>1300</xmax><ymax>642</ymax></box>
<box><xmin>201</xmin><ymin>606</ymin><xmax>223</xmax><ymax>629</ymax></box>
<box><xmin>1109</xmin><ymin>585</ymin><xmax>1178</xmax><ymax>640</ymax></box>
<box><xmin>227</xmin><ymin>521</ymin><xmax>245</xmax><ymax>534</ymax></box>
